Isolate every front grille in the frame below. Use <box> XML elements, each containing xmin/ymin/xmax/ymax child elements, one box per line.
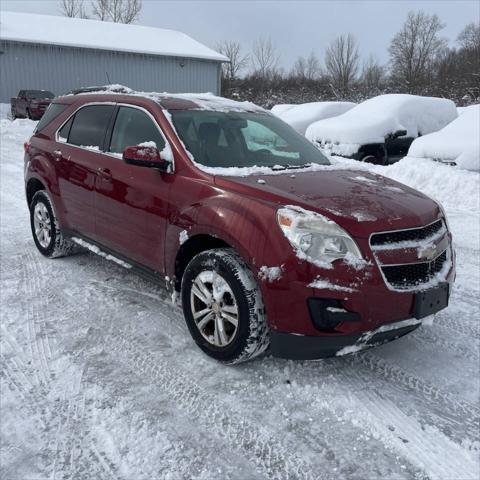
<box><xmin>381</xmin><ymin>250</ymin><xmax>447</xmax><ymax>289</ymax></box>
<box><xmin>371</xmin><ymin>219</ymin><xmax>443</xmax><ymax>246</ymax></box>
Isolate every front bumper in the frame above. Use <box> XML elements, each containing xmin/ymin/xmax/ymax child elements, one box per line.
<box><xmin>270</xmin><ymin>318</ymin><xmax>422</xmax><ymax>360</ymax></box>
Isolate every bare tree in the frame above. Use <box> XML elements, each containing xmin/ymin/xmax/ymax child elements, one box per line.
<box><xmin>292</xmin><ymin>55</ymin><xmax>307</xmax><ymax>79</ymax></box>
<box><xmin>251</xmin><ymin>36</ymin><xmax>280</xmax><ymax>79</ymax></box>
<box><xmin>217</xmin><ymin>40</ymin><xmax>249</xmax><ymax>81</ymax></box>
<box><xmin>389</xmin><ymin>10</ymin><xmax>447</xmax><ymax>93</ymax></box>
<box><xmin>292</xmin><ymin>51</ymin><xmax>321</xmax><ymax>80</ymax></box>
<box><xmin>305</xmin><ymin>51</ymin><xmax>321</xmax><ymax>80</ymax></box>
<box><xmin>59</xmin><ymin>0</ymin><xmax>88</xmax><ymax>18</ymax></box>
<box><xmin>325</xmin><ymin>34</ymin><xmax>359</xmax><ymax>92</ymax></box>
<box><xmin>92</xmin><ymin>0</ymin><xmax>142</xmax><ymax>23</ymax></box>
<box><xmin>457</xmin><ymin>22</ymin><xmax>480</xmax><ymax>51</ymax></box>
<box><xmin>361</xmin><ymin>55</ymin><xmax>385</xmax><ymax>89</ymax></box>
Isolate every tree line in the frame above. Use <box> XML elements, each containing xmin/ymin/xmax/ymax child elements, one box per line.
<box><xmin>60</xmin><ymin>3</ymin><xmax>478</xmax><ymax>107</ymax></box>
<box><xmin>217</xmin><ymin>11</ymin><xmax>479</xmax><ymax>108</ymax></box>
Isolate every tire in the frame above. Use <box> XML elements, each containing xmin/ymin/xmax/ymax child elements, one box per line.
<box><xmin>11</xmin><ymin>107</ymin><xmax>16</xmax><ymax>120</ymax></box>
<box><xmin>181</xmin><ymin>248</ymin><xmax>269</xmax><ymax>364</ymax></box>
<box><xmin>30</xmin><ymin>190</ymin><xmax>76</xmax><ymax>258</ymax></box>
<box><xmin>360</xmin><ymin>152</ymin><xmax>387</xmax><ymax>165</ymax></box>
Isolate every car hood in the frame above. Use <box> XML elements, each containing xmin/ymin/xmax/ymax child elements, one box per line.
<box><xmin>214</xmin><ymin>169</ymin><xmax>441</xmax><ymax>238</ymax></box>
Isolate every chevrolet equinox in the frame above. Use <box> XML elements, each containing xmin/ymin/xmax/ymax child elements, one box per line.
<box><xmin>24</xmin><ymin>88</ymin><xmax>454</xmax><ymax>363</ymax></box>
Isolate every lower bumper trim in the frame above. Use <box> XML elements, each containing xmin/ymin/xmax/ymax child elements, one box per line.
<box><xmin>270</xmin><ymin>319</ymin><xmax>421</xmax><ymax>360</ymax></box>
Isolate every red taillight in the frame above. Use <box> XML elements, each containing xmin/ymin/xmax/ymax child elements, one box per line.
<box><xmin>24</xmin><ymin>141</ymin><xmax>30</xmax><ymax>153</ymax></box>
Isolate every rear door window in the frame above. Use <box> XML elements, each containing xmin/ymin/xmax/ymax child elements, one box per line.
<box><xmin>68</xmin><ymin>105</ymin><xmax>115</xmax><ymax>150</ymax></box>
<box><xmin>108</xmin><ymin>106</ymin><xmax>166</xmax><ymax>154</ymax></box>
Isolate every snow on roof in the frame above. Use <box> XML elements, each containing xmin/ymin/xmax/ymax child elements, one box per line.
<box><xmin>407</xmin><ymin>105</ymin><xmax>480</xmax><ymax>171</ymax></box>
<box><xmin>67</xmin><ymin>84</ymin><xmax>267</xmax><ymax>113</ymax></box>
<box><xmin>0</xmin><ymin>11</ymin><xmax>228</xmax><ymax>62</ymax></box>
<box><xmin>275</xmin><ymin>101</ymin><xmax>356</xmax><ymax>135</ymax></box>
<box><xmin>305</xmin><ymin>94</ymin><xmax>458</xmax><ymax>156</ymax></box>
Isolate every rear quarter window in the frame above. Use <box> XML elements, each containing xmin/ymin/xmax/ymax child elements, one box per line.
<box><xmin>35</xmin><ymin>103</ymin><xmax>69</xmax><ymax>133</ymax></box>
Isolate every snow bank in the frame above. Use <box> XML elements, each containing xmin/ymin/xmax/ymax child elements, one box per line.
<box><xmin>276</xmin><ymin>101</ymin><xmax>356</xmax><ymax>135</ymax></box>
<box><xmin>271</xmin><ymin>104</ymin><xmax>295</xmax><ymax>116</ymax></box>
<box><xmin>457</xmin><ymin>105</ymin><xmax>479</xmax><ymax>115</ymax></box>
<box><xmin>407</xmin><ymin>105</ymin><xmax>480</xmax><ymax>172</ymax></box>
<box><xmin>330</xmin><ymin>155</ymin><xmax>480</xmax><ymax>214</ymax></box>
<box><xmin>0</xmin><ymin>11</ymin><xmax>228</xmax><ymax>62</ymax></box>
<box><xmin>306</xmin><ymin>94</ymin><xmax>457</xmax><ymax>156</ymax></box>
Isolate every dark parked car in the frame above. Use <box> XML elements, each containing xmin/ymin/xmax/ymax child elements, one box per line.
<box><xmin>24</xmin><ymin>89</ymin><xmax>455</xmax><ymax>363</ymax></box>
<box><xmin>11</xmin><ymin>89</ymin><xmax>55</xmax><ymax>120</ymax></box>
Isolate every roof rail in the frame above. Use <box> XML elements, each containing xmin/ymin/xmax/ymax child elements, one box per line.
<box><xmin>68</xmin><ymin>85</ymin><xmax>133</xmax><ymax>95</ymax></box>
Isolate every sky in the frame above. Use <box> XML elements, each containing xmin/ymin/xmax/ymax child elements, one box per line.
<box><xmin>1</xmin><ymin>0</ymin><xmax>479</xmax><ymax>72</ymax></box>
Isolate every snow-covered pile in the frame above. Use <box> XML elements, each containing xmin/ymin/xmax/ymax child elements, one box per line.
<box><xmin>275</xmin><ymin>101</ymin><xmax>356</xmax><ymax>135</ymax></box>
<box><xmin>0</xmin><ymin>11</ymin><xmax>228</xmax><ymax>62</ymax></box>
<box><xmin>407</xmin><ymin>105</ymin><xmax>480</xmax><ymax>172</ymax></box>
<box><xmin>457</xmin><ymin>105</ymin><xmax>479</xmax><ymax>116</ymax></box>
<box><xmin>306</xmin><ymin>94</ymin><xmax>458</xmax><ymax>156</ymax></box>
<box><xmin>331</xmin><ymin>155</ymin><xmax>480</xmax><ymax>214</ymax></box>
<box><xmin>271</xmin><ymin>104</ymin><xmax>295</xmax><ymax>116</ymax></box>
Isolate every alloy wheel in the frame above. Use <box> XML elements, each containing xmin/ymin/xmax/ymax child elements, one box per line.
<box><xmin>190</xmin><ymin>270</ymin><xmax>239</xmax><ymax>347</ymax></box>
<box><xmin>33</xmin><ymin>202</ymin><xmax>52</xmax><ymax>248</ymax></box>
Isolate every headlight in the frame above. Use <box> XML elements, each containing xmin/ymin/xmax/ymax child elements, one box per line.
<box><xmin>277</xmin><ymin>206</ymin><xmax>362</xmax><ymax>266</ymax></box>
<box><xmin>437</xmin><ymin>203</ymin><xmax>450</xmax><ymax>231</ymax></box>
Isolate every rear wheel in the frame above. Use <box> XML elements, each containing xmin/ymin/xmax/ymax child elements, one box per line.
<box><xmin>181</xmin><ymin>248</ymin><xmax>269</xmax><ymax>364</ymax></box>
<box><xmin>30</xmin><ymin>190</ymin><xmax>76</xmax><ymax>258</ymax></box>
<box><xmin>361</xmin><ymin>151</ymin><xmax>387</xmax><ymax>165</ymax></box>
<box><xmin>10</xmin><ymin>107</ymin><xmax>16</xmax><ymax>120</ymax></box>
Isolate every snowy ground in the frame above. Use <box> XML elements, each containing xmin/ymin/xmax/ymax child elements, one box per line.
<box><xmin>1</xmin><ymin>111</ymin><xmax>479</xmax><ymax>480</ymax></box>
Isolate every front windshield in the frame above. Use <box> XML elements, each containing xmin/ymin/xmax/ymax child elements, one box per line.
<box><xmin>169</xmin><ymin>110</ymin><xmax>330</xmax><ymax>169</ymax></box>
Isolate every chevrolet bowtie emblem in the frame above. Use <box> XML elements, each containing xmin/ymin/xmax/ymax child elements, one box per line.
<box><xmin>418</xmin><ymin>245</ymin><xmax>437</xmax><ymax>260</ymax></box>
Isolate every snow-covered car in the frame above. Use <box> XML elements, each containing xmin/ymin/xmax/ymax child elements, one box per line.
<box><xmin>270</xmin><ymin>104</ymin><xmax>295</xmax><ymax>116</ymax></box>
<box><xmin>273</xmin><ymin>101</ymin><xmax>356</xmax><ymax>135</ymax></box>
<box><xmin>407</xmin><ymin>104</ymin><xmax>480</xmax><ymax>171</ymax></box>
<box><xmin>305</xmin><ymin>94</ymin><xmax>458</xmax><ymax>164</ymax></box>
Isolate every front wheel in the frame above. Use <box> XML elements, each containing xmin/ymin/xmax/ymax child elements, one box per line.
<box><xmin>30</xmin><ymin>190</ymin><xmax>76</xmax><ymax>258</ymax></box>
<box><xmin>181</xmin><ymin>248</ymin><xmax>269</xmax><ymax>364</ymax></box>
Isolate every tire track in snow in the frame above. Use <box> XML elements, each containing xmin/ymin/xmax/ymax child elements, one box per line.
<box><xmin>349</xmin><ymin>352</ymin><xmax>480</xmax><ymax>438</ymax></box>
<box><xmin>7</xmin><ymin>252</ymin><xmax>122</xmax><ymax>480</ymax></box>
<box><xmin>92</xmin><ymin>325</ymin><xmax>321</xmax><ymax>480</ymax></box>
<box><xmin>411</xmin><ymin>326</ymin><xmax>479</xmax><ymax>362</ymax></box>
<box><xmin>327</xmin><ymin>379</ymin><xmax>480</xmax><ymax>480</ymax></box>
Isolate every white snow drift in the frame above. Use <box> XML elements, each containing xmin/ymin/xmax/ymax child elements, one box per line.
<box><xmin>274</xmin><ymin>101</ymin><xmax>356</xmax><ymax>135</ymax></box>
<box><xmin>305</xmin><ymin>94</ymin><xmax>458</xmax><ymax>157</ymax></box>
<box><xmin>407</xmin><ymin>105</ymin><xmax>480</xmax><ymax>172</ymax></box>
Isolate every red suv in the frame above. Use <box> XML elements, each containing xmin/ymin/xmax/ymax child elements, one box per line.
<box><xmin>24</xmin><ymin>89</ymin><xmax>455</xmax><ymax>363</ymax></box>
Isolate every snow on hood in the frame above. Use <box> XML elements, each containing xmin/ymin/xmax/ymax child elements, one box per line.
<box><xmin>407</xmin><ymin>105</ymin><xmax>480</xmax><ymax>172</ymax></box>
<box><xmin>305</xmin><ymin>94</ymin><xmax>458</xmax><ymax>155</ymax></box>
<box><xmin>275</xmin><ymin>101</ymin><xmax>356</xmax><ymax>135</ymax></box>
<box><xmin>215</xmin><ymin>168</ymin><xmax>440</xmax><ymax>238</ymax></box>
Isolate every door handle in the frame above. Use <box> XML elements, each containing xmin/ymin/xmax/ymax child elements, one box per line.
<box><xmin>97</xmin><ymin>167</ymin><xmax>112</xmax><ymax>181</ymax></box>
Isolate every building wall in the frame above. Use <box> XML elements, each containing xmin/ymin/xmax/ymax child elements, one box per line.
<box><xmin>0</xmin><ymin>41</ymin><xmax>222</xmax><ymax>103</ymax></box>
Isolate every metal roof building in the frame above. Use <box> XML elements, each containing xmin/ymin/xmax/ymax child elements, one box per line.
<box><xmin>0</xmin><ymin>11</ymin><xmax>228</xmax><ymax>103</ymax></box>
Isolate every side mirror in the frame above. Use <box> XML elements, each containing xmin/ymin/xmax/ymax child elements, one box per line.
<box><xmin>122</xmin><ymin>145</ymin><xmax>171</xmax><ymax>172</ymax></box>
